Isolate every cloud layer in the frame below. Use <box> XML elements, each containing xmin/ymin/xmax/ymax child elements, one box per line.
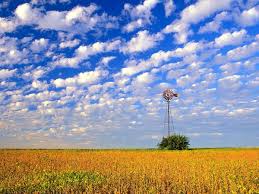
<box><xmin>0</xmin><ymin>0</ymin><xmax>258</xmax><ymax>148</ymax></box>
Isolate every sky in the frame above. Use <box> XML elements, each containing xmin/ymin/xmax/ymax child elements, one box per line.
<box><xmin>0</xmin><ymin>0</ymin><xmax>258</xmax><ymax>148</ymax></box>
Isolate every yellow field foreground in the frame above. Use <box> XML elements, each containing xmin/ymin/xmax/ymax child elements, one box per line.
<box><xmin>0</xmin><ymin>149</ymin><xmax>258</xmax><ymax>193</ymax></box>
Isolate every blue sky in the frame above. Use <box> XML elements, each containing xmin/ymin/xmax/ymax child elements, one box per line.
<box><xmin>0</xmin><ymin>0</ymin><xmax>258</xmax><ymax>148</ymax></box>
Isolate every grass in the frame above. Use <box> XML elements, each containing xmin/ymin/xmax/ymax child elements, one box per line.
<box><xmin>0</xmin><ymin>148</ymin><xmax>258</xmax><ymax>193</ymax></box>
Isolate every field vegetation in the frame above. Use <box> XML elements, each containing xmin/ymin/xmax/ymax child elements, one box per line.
<box><xmin>0</xmin><ymin>148</ymin><xmax>258</xmax><ymax>193</ymax></box>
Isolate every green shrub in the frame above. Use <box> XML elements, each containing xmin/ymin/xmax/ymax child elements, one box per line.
<box><xmin>158</xmin><ymin>134</ymin><xmax>190</xmax><ymax>150</ymax></box>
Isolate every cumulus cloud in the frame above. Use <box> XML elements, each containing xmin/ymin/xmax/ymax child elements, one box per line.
<box><xmin>15</xmin><ymin>3</ymin><xmax>40</xmax><ymax>23</ymax></box>
<box><xmin>1</xmin><ymin>0</ymin><xmax>259</xmax><ymax>148</ymax></box>
<box><xmin>247</xmin><ymin>77</ymin><xmax>259</xmax><ymax>88</ymax></box>
<box><xmin>0</xmin><ymin>36</ymin><xmax>28</xmax><ymax>66</ymax></box>
<box><xmin>220</xmin><ymin>62</ymin><xmax>242</xmax><ymax>76</ymax></box>
<box><xmin>163</xmin><ymin>0</ymin><xmax>233</xmax><ymax>43</ymax></box>
<box><xmin>177</xmin><ymin>73</ymin><xmax>200</xmax><ymax>88</ymax></box>
<box><xmin>228</xmin><ymin>108</ymin><xmax>256</xmax><ymax>116</ymax></box>
<box><xmin>38</xmin><ymin>4</ymin><xmax>118</xmax><ymax>33</ymax></box>
<box><xmin>30</xmin><ymin>38</ymin><xmax>49</xmax><ymax>52</ymax></box>
<box><xmin>31</xmin><ymin>80</ymin><xmax>48</xmax><ymax>90</ymax></box>
<box><xmin>0</xmin><ymin>18</ymin><xmax>16</xmax><ymax>33</ymax></box>
<box><xmin>31</xmin><ymin>0</ymin><xmax>70</xmax><ymax>5</ymax></box>
<box><xmin>238</xmin><ymin>6</ymin><xmax>259</xmax><ymax>26</ymax></box>
<box><xmin>53</xmin><ymin>69</ymin><xmax>108</xmax><ymax>88</ymax></box>
<box><xmin>3</xmin><ymin>3</ymin><xmax>117</xmax><ymax>35</ymax></box>
<box><xmin>129</xmin><ymin>71</ymin><xmax>156</xmax><ymax>96</ymax></box>
<box><xmin>53</xmin><ymin>39</ymin><xmax>121</xmax><ymax>68</ymax></box>
<box><xmin>174</xmin><ymin>41</ymin><xmax>203</xmax><ymax>56</ymax></box>
<box><xmin>134</xmin><ymin>72</ymin><xmax>155</xmax><ymax>85</ymax></box>
<box><xmin>199</xmin><ymin>11</ymin><xmax>231</xmax><ymax>33</ymax></box>
<box><xmin>166</xmin><ymin>69</ymin><xmax>185</xmax><ymax>80</ymax></box>
<box><xmin>214</xmin><ymin>29</ymin><xmax>248</xmax><ymax>47</ymax></box>
<box><xmin>70</xmin><ymin>127</ymin><xmax>87</xmax><ymax>134</ymax></box>
<box><xmin>163</xmin><ymin>20</ymin><xmax>190</xmax><ymax>44</ymax></box>
<box><xmin>100</xmin><ymin>56</ymin><xmax>116</xmax><ymax>66</ymax></box>
<box><xmin>0</xmin><ymin>69</ymin><xmax>16</xmax><ymax>79</ymax></box>
<box><xmin>120</xmin><ymin>41</ymin><xmax>203</xmax><ymax>77</ymax></box>
<box><xmin>180</xmin><ymin>0</ymin><xmax>232</xmax><ymax>24</ymax></box>
<box><xmin>226</xmin><ymin>40</ymin><xmax>259</xmax><ymax>61</ymax></box>
<box><xmin>122</xmin><ymin>30</ymin><xmax>163</xmax><ymax>53</ymax></box>
<box><xmin>123</xmin><ymin>19</ymin><xmax>145</xmax><ymax>33</ymax></box>
<box><xmin>164</xmin><ymin>0</ymin><xmax>175</xmax><ymax>17</ymax></box>
<box><xmin>218</xmin><ymin>75</ymin><xmax>241</xmax><ymax>90</ymax></box>
<box><xmin>123</xmin><ymin>0</ymin><xmax>160</xmax><ymax>32</ymax></box>
<box><xmin>59</xmin><ymin>39</ymin><xmax>80</xmax><ymax>49</ymax></box>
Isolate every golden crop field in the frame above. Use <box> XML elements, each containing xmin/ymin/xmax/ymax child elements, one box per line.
<box><xmin>0</xmin><ymin>149</ymin><xmax>258</xmax><ymax>194</ymax></box>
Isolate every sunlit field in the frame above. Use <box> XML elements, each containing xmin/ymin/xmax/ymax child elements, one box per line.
<box><xmin>0</xmin><ymin>149</ymin><xmax>258</xmax><ymax>193</ymax></box>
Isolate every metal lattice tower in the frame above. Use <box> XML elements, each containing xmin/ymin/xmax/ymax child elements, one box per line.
<box><xmin>163</xmin><ymin>89</ymin><xmax>178</xmax><ymax>137</ymax></box>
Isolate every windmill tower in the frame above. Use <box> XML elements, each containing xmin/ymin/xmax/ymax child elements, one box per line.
<box><xmin>163</xmin><ymin>89</ymin><xmax>178</xmax><ymax>137</ymax></box>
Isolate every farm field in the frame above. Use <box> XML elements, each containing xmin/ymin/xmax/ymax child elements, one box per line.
<box><xmin>0</xmin><ymin>148</ymin><xmax>258</xmax><ymax>193</ymax></box>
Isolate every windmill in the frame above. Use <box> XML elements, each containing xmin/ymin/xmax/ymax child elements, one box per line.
<box><xmin>163</xmin><ymin>89</ymin><xmax>178</xmax><ymax>137</ymax></box>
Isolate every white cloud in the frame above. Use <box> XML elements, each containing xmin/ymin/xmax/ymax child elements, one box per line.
<box><xmin>122</xmin><ymin>30</ymin><xmax>163</xmax><ymax>53</ymax></box>
<box><xmin>53</xmin><ymin>69</ymin><xmax>108</xmax><ymax>88</ymax></box>
<box><xmin>76</xmin><ymin>40</ymin><xmax>121</xmax><ymax>56</ymax></box>
<box><xmin>134</xmin><ymin>72</ymin><xmax>155</xmax><ymax>85</ymax></box>
<box><xmin>218</xmin><ymin>75</ymin><xmax>241</xmax><ymax>90</ymax></box>
<box><xmin>174</xmin><ymin>41</ymin><xmax>203</xmax><ymax>57</ymax></box>
<box><xmin>199</xmin><ymin>11</ymin><xmax>231</xmax><ymax>33</ymax></box>
<box><xmin>0</xmin><ymin>36</ymin><xmax>27</xmax><ymax>65</ymax></box>
<box><xmin>88</xmin><ymin>84</ymin><xmax>102</xmax><ymax>94</ymax></box>
<box><xmin>59</xmin><ymin>39</ymin><xmax>80</xmax><ymax>48</ymax></box>
<box><xmin>120</xmin><ymin>41</ymin><xmax>202</xmax><ymax>77</ymax></box>
<box><xmin>163</xmin><ymin>20</ymin><xmax>190</xmax><ymax>44</ymax></box>
<box><xmin>123</xmin><ymin>19</ymin><xmax>145</xmax><ymax>33</ymax></box>
<box><xmin>37</xmin><ymin>10</ymin><xmax>67</xmax><ymax>30</ymax></box>
<box><xmin>124</xmin><ymin>0</ymin><xmax>159</xmax><ymax>19</ymax></box>
<box><xmin>129</xmin><ymin>71</ymin><xmax>156</xmax><ymax>96</ymax></box>
<box><xmin>38</xmin><ymin>4</ymin><xmax>117</xmax><ymax>33</ymax></box>
<box><xmin>31</xmin><ymin>68</ymin><xmax>46</xmax><ymax>80</ymax></box>
<box><xmin>65</xmin><ymin>5</ymin><xmax>97</xmax><ymax>23</ymax></box>
<box><xmin>0</xmin><ymin>18</ymin><xmax>16</xmax><ymax>33</ymax></box>
<box><xmin>187</xmin><ymin>132</ymin><xmax>223</xmax><ymax>137</ymax></box>
<box><xmin>164</xmin><ymin>0</ymin><xmax>175</xmax><ymax>17</ymax></box>
<box><xmin>15</xmin><ymin>3</ymin><xmax>32</xmax><ymax>21</ymax></box>
<box><xmin>1</xmin><ymin>0</ymin><xmax>259</xmax><ymax>148</ymax></box>
<box><xmin>123</xmin><ymin>0</ymin><xmax>160</xmax><ymax>32</ymax></box>
<box><xmin>53</xmin><ymin>39</ymin><xmax>121</xmax><ymax>68</ymax></box>
<box><xmin>227</xmin><ymin>40</ymin><xmax>259</xmax><ymax>61</ymax></box>
<box><xmin>5</xmin><ymin>3</ymin><xmax>117</xmax><ymax>35</ymax></box>
<box><xmin>70</xmin><ymin>127</ymin><xmax>87</xmax><ymax>134</ymax></box>
<box><xmin>166</xmin><ymin>69</ymin><xmax>185</xmax><ymax>80</ymax></box>
<box><xmin>177</xmin><ymin>73</ymin><xmax>199</xmax><ymax>87</ymax></box>
<box><xmin>100</xmin><ymin>56</ymin><xmax>116</xmax><ymax>66</ymax></box>
<box><xmin>247</xmin><ymin>77</ymin><xmax>259</xmax><ymax>88</ymax></box>
<box><xmin>163</xmin><ymin>0</ymin><xmax>233</xmax><ymax>43</ymax></box>
<box><xmin>180</xmin><ymin>0</ymin><xmax>232</xmax><ymax>24</ymax></box>
<box><xmin>228</xmin><ymin>108</ymin><xmax>256</xmax><ymax>116</ymax></box>
<box><xmin>30</xmin><ymin>38</ymin><xmax>49</xmax><ymax>52</ymax></box>
<box><xmin>220</xmin><ymin>62</ymin><xmax>241</xmax><ymax>76</ymax></box>
<box><xmin>31</xmin><ymin>80</ymin><xmax>48</xmax><ymax>90</ymax></box>
<box><xmin>31</xmin><ymin>0</ymin><xmax>70</xmax><ymax>5</ymax></box>
<box><xmin>15</xmin><ymin>3</ymin><xmax>40</xmax><ymax>23</ymax></box>
<box><xmin>0</xmin><ymin>69</ymin><xmax>16</xmax><ymax>79</ymax></box>
<box><xmin>238</xmin><ymin>6</ymin><xmax>259</xmax><ymax>26</ymax></box>
<box><xmin>214</xmin><ymin>29</ymin><xmax>247</xmax><ymax>47</ymax></box>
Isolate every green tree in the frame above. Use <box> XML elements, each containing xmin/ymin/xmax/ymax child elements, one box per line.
<box><xmin>158</xmin><ymin>134</ymin><xmax>190</xmax><ymax>150</ymax></box>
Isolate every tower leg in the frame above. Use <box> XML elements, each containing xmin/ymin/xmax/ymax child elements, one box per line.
<box><xmin>167</xmin><ymin>100</ymin><xmax>170</xmax><ymax>137</ymax></box>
